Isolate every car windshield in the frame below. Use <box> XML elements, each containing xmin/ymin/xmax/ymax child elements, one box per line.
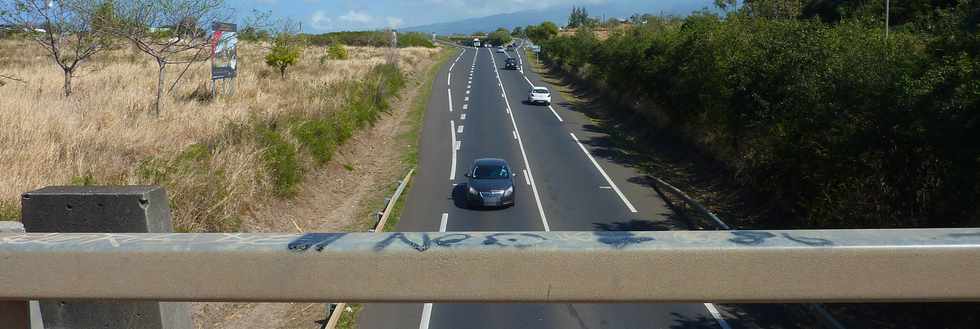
<box><xmin>533</xmin><ymin>88</ymin><xmax>549</xmax><ymax>94</ymax></box>
<box><xmin>473</xmin><ymin>165</ymin><xmax>510</xmax><ymax>179</ymax></box>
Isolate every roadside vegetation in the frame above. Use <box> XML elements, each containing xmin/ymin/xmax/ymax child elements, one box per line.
<box><xmin>532</xmin><ymin>0</ymin><xmax>980</xmax><ymax>230</ymax></box>
<box><xmin>304</xmin><ymin>30</ymin><xmax>435</xmax><ymax>48</ymax></box>
<box><xmin>0</xmin><ymin>32</ymin><xmax>438</xmax><ymax>231</ymax></box>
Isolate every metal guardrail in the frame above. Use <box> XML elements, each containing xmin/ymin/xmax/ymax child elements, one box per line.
<box><xmin>1</xmin><ymin>229</ymin><xmax>978</xmax><ymax>303</ymax></box>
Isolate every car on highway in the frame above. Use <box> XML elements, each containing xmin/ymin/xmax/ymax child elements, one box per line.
<box><xmin>527</xmin><ymin>86</ymin><xmax>552</xmax><ymax>105</ymax></box>
<box><xmin>464</xmin><ymin>158</ymin><xmax>516</xmax><ymax>208</ymax></box>
<box><xmin>506</xmin><ymin>44</ymin><xmax>515</xmax><ymax>51</ymax></box>
<box><xmin>504</xmin><ymin>58</ymin><xmax>518</xmax><ymax>70</ymax></box>
<box><xmin>496</xmin><ymin>46</ymin><xmax>505</xmax><ymax>53</ymax></box>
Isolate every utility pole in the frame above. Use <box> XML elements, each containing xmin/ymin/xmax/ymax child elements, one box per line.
<box><xmin>885</xmin><ymin>0</ymin><xmax>890</xmax><ymax>39</ymax></box>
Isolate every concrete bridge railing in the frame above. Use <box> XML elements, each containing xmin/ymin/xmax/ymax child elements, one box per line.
<box><xmin>1</xmin><ymin>186</ymin><xmax>979</xmax><ymax>328</ymax></box>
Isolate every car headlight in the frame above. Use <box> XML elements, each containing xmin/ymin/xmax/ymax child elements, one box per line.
<box><xmin>468</xmin><ymin>186</ymin><xmax>478</xmax><ymax>195</ymax></box>
<box><xmin>504</xmin><ymin>186</ymin><xmax>514</xmax><ymax>196</ymax></box>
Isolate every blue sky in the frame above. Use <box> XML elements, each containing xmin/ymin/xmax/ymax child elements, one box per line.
<box><xmin>228</xmin><ymin>0</ymin><xmax>675</xmax><ymax>32</ymax></box>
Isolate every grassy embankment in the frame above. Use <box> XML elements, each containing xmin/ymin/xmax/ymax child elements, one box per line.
<box><xmin>0</xmin><ymin>38</ymin><xmax>438</xmax><ymax>232</ymax></box>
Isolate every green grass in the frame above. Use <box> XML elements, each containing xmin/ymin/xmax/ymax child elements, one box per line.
<box><xmin>256</xmin><ymin>125</ymin><xmax>302</xmax><ymax>197</ymax></box>
<box><xmin>0</xmin><ymin>200</ymin><xmax>20</xmax><ymax>221</ymax></box>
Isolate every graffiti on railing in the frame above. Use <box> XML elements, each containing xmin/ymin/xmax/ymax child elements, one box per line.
<box><xmin>2</xmin><ymin>230</ymin><xmax>978</xmax><ymax>252</ymax></box>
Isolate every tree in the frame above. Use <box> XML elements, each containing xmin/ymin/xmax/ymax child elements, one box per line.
<box><xmin>265</xmin><ymin>32</ymin><xmax>300</xmax><ymax>79</ymax></box>
<box><xmin>511</xmin><ymin>26</ymin><xmax>523</xmax><ymax>37</ymax></box>
<box><xmin>742</xmin><ymin>0</ymin><xmax>803</xmax><ymax>19</ymax></box>
<box><xmin>111</xmin><ymin>0</ymin><xmax>227</xmax><ymax>115</ymax></box>
<box><xmin>567</xmin><ymin>6</ymin><xmax>598</xmax><ymax>28</ymax></box>
<box><xmin>714</xmin><ymin>0</ymin><xmax>739</xmax><ymax>13</ymax></box>
<box><xmin>0</xmin><ymin>0</ymin><xmax>113</xmax><ymax>97</ymax></box>
<box><xmin>487</xmin><ymin>27</ymin><xmax>512</xmax><ymax>46</ymax></box>
<box><xmin>526</xmin><ymin>21</ymin><xmax>559</xmax><ymax>43</ymax></box>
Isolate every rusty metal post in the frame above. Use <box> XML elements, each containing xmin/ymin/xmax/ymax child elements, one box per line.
<box><xmin>20</xmin><ymin>186</ymin><xmax>191</xmax><ymax>329</ymax></box>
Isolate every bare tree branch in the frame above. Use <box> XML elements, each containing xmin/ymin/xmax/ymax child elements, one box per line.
<box><xmin>0</xmin><ymin>74</ymin><xmax>28</xmax><ymax>83</ymax></box>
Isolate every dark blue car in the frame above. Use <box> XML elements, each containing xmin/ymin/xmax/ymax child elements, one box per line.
<box><xmin>464</xmin><ymin>158</ymin><xmax>516</xmax><ymax>208</ymax></box>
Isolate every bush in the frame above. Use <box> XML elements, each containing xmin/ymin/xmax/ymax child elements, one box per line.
<box><xmin>397</xmin><ymin>32</ymin><xmax>435</xmax><ymax>48</ymax></box>
<box><xmin>256</xmin><ymin>125</ymin><xmax>301</xmax><ymax>197</ymax></box>
<box><xmin>327</xmin><ymin>43</ymin><xmax>349</xmax><ymax>60</ymax></box>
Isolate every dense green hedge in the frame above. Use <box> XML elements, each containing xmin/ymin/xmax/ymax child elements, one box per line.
<box><xmin>541</xmin><ymin>7</ymin><xmax>979</xmax><ymax>228</ymax></box>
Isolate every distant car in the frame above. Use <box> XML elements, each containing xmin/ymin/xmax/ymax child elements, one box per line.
<box><xmin>506</xmin><ymin>44</ymin><xmax>515</xmax><ymax>51</ymax></box>
<box><xmin>496</xmin><ymin>46</ymin><xmax>505</xmax><ymax>53</ymax></box>
<box><xmin>464</xmin><ymin>158</ymin><xmax>516</xmax><ymax>208</ymax></box>
<box><xmin>504</xmin><ymin>58</ymin><xmax>518</xmax><ymax>70</ymax></box>
<box><xmin>528</xmin><ymin>86</ymin><xmax>551</xmax><ymax>105</ymax></box>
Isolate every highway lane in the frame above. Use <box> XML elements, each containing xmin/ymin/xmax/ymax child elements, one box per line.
<box><xmin>359</xmin><ymin>44</ymin><xmax>737</xmax><ymax>329</ymax></box>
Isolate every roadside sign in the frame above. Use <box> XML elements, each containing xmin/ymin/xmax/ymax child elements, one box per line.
<box><xmin>210</xmin><ymin>22</ymin><xmax>238</xmax><ymax>79</ymax></box>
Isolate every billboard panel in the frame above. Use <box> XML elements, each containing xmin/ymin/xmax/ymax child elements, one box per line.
<box><xmin>211</xmin><ymin>22</ymin><xmax>238</xmax><ymax>79</ymax></box>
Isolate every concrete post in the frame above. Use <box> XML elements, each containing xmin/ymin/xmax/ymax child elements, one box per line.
<box><xmin>20</xmin><ymin>186</ymin><xmax>192</xmax><ymax>329</ymax></box>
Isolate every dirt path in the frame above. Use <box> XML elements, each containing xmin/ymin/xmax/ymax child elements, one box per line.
<box><xmin>191</xmin><ymin>63</ymin><xmax>429</xmax><ymax>329</ymax></box>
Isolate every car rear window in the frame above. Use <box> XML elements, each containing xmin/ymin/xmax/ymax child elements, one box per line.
<box><xmin>533</xmin><ymin>88</ymin><xmax>549</xmax><ymax>94</ymax></box>
<box><xmin>473</xmin><ymin>165</ymin><xmax>510</xmax><ymax>179</ymax></box>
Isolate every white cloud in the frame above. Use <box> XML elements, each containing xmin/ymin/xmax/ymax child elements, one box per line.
<box><xmin>339</xmin><ymin>10</ymin><xmax>373</xmax><ymax>23</ymax></box>
<box><xmin>385</xmin><ymin>17</ymin><xmax>403</xmax><ymax>28</ymax></box>
<box><xmin>311</xmin><ymin>10</ymin><xmax>332</xmax><ymax>30</ymax></box>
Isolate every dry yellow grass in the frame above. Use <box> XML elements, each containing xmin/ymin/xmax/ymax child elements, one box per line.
<box><xmin>0</xmin><ymin>38</ymin><xmax>439</xmax><ymax>231</ymax></box>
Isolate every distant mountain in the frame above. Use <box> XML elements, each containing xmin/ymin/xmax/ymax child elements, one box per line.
<box><xmin>400</xmin><ymin>1</ymin><xmax>711</xmax><ymax>35</ymax></box>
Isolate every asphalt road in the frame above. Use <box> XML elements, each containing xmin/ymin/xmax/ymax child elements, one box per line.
<box><xmin>357</xmin><ymin>42</ymin><xmax>765</xmax><ymax>329</ymax></box>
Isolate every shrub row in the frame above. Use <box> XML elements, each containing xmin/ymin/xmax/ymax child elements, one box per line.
<box><xmin>541</xmin><ymin>9</ymin><xmax>979</xmax><ymax>228</ymax></box>
<box><xmin>304</xmin><ymin>31</ymin><xmax>434</xmax><ymax>48</ymax></box>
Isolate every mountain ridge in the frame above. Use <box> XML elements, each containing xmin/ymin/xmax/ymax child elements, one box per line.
<box><xmin>400</xmin><ymin>1</ymin><xmax>710</xmax><ymax>35</ymax></box>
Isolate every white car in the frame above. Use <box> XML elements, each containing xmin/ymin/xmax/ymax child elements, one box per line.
<box><xmin>496</xmin><ymin>46</ymin><xmax>505</xmax><ymax>53</ymax></box>
<box><xmin>528</xmin><ymin>87</ymin><xmax>551</xmax><ymax>105</ymax></box>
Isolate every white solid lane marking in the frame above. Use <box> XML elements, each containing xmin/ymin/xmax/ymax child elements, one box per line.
<box><xmin>523</xmin><ymin>75</ymin><xmax>532</xmax><ymax>86</ymax></box>
<box><xmin>512</xmin><ymin>130</ymin><xmax>517</xmax><ymax>140</ymax></box>
<box><xmin>488</xmin><ymin>47</ymin><xmax>550</xmax><ymax>231</ymax></box>
<box><xmin>703</xmin><ymin>303</ymin><xmax>733</xmax><ymax>329</ymax></box>
<box><xmin>447</xmin><ymin>89</ymin><xmax>453</xmax><ymax>112</ymax></box>
<box><xmin>447</xmin><ymin>73</ymin><xmax>451</xmax><ymax>85</ymax></box>
<box><xmin>523</xmin><ymin>170</ymin><xmax>530</xmax><ymax>185</ymax></box>
<box><xmin>547</xmin><ymin>105</ymin><xmax>564</xmax><ymax>122</ymax></box>
<box><xmin>569</xmin><ymin>132</ymin><xmax>638</xmax><ymax>213</ymax></box>
<box><xmin>457</xmin><ymin>125</ymin><xmax>464</xmax><ymax>134</ymax></box>
<box><xmin>439</xmin><ymin>213</ymin><xmax>448</xmax><ymax>232</ymax></box>
<box><xmin>449</xmin><ymin>120</ymin><xmax>457</xmax><ymax>180</ymax></box>
<box><xmin>419</xmin><ymin>303</ymin><xmax>433</xmax><ymax>329</ymax></box>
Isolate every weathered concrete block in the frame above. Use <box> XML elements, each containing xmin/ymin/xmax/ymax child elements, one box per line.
<box><xmin>21</xmin><ymin>186</ymin><xmax>191</xmax><ymax>329</ymax></box>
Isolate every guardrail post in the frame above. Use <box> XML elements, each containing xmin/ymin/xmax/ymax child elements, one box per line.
<box><xmin>21</xmin><ymin>186</ymin><xmax>192</xmax><ymax>329</ymax></box>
